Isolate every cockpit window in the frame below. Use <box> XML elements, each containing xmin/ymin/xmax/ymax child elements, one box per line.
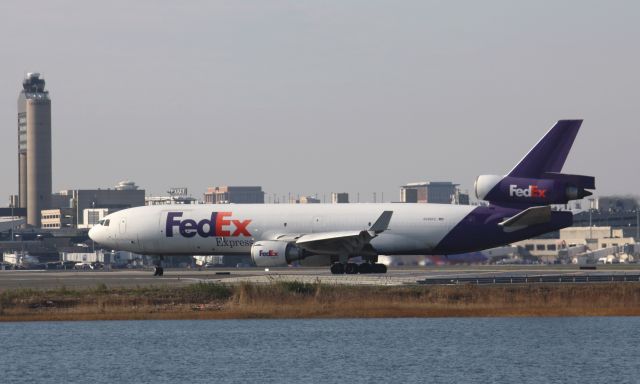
<box><xmin>98</xmin><ymin>219</ymin><xmax>105</xmax><ymax>226</ymax></box>
<box><xmin>104</xmin><ymin>219</ymin><xmax>110</xmax><ymax>227</ymax></box>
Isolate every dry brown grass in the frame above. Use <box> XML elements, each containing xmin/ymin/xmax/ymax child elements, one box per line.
<box><xmin>2</xmin><ymin>281</ymin><xmax>640</xmax><ymax>321</ymax></box>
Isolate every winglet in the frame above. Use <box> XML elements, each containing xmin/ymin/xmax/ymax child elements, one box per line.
<box><xmin>369</xmin><ymin>211</ymin><xmax>393</xmax><ymax>234</ymax></box>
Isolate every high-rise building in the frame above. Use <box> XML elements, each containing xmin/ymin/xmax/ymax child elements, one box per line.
<box><xmin>18</xmin><ymin>73</ymin><xmax>52</xmax><ymax>227</ymax></box>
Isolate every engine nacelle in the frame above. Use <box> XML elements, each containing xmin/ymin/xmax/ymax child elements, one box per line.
<box><xmin>475</xmin><ymin>174</ymin><xmax>594</xmax><ymax>206</ymax></box>
<box><xmin>474</xmin><ymin>175</ymin><xmax>504</xmax><ymax>201</ymax></box>
<box><xmin>250</xmin><ymin>241</ymin><xmax>304</xmax><ymax>267</ymax></box>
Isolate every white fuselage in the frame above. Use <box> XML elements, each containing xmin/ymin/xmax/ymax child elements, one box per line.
<box><xmin>88</xmin><ymin>203</ymin><xmax>476</xmax><ymax>256</ymax></box>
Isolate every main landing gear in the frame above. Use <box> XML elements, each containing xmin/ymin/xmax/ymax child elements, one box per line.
<box><xmin>330</xmin><ymin>262</ymin><xmax>387</xmax><ymax>275</ymax></box>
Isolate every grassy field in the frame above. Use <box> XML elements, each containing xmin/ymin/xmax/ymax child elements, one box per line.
<box><xmin>2</xmin><ymin>281</ymin><xmax>640</xmax><ymax>321</ymax></box>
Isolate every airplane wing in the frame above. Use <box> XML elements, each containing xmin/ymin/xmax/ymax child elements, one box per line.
<box><xmin>294</xmin><ymin>211</ymin><xmax>393</xmax><ymax>256</ymax></box>
<box><xmin>498</xmin><ymin>206</ymin><xmax>551</xmax><ymax>232</ymax></box>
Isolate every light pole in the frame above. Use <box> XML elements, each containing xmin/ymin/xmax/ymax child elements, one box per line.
<box><xmin>75</xmin><ymin>191</ymin><xmax>79</xmax><ymax>228</ymax></box>
<box><xmin>636</xmin><ymin>208</ymin><xmax>640</xmax><ymax>243</ymax></box>
<box><xmin>588</xmin><ymin>198</ymin><xmax>594</xmax><ymax>240</ymax></box>
<box><xmin>10</xmin><ymin>202</ymin><xmax>13</xmax><ymax>241</ymax></box>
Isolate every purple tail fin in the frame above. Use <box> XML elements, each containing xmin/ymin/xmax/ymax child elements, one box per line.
<box><xmin>508</xmin><ymin>120</ymin><xmax>582</xmax><ymax>178</ymax></box>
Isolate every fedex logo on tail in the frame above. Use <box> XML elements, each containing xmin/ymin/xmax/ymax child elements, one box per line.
<box><xmin>166</xmin><ymin>212</ymin><xmax>252</xmax><ymax>238</ymax></box>
<box><xmin>509</xmin><ymin>184</ymin><xmax>547</xmax><ymax>198</ymax></box>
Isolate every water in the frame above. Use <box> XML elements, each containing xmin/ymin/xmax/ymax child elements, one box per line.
<box><xmin>1</xmin><ymin>318</ymin><xmax>639</xmax><ymax>384</ymax></box>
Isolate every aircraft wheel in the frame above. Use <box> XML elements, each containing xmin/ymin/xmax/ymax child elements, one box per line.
<box><xmin>372</xmin><ymin>263</ymin><xmax>387</xmax><ymax>274</ymax></box>
<box><xmin>330</xmin><ymin>263</ymin><xmax>345</xmax><ymax>275</ymax></box>
<box><xmin>358</xmin><ymin>263</ymin><xmax>372</xmax><ymax>274</ymax></box>
<box><xmin>345</xmin><ymin>263</ymin><xmax>358</xmax><ymax>274</ymax></box>
<box><xmin>154</xmin><ymin>266</ymin><xmax>164</xmax><ymax>276</ymax></box>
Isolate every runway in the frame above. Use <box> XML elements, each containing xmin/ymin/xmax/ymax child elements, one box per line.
<box><xmin>2</xmin><ymin>265</ymin><xmax>640</xmax><ymax>290</ymax></box>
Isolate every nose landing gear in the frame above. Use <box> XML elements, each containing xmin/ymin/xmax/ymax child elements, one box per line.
<box><xmin>152</xmin><ymin>256</ymin><xmax>164</xmax><ymax>277</ymax></box>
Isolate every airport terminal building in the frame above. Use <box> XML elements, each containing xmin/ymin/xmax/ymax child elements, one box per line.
<box><xmin>50</xmin><ymin>182</ymin><xmax>145</xmax><ymax>227</ymax></box>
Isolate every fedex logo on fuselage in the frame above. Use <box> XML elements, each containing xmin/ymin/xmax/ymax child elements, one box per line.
<box><xmin>166</xmin><ymin>212</ymin><xmax>252</xmax><ymax>238</ymax></box>
<box><xmin>509</xmin><ymin>184</ymin><xmax>547</xmax><ymax>198</ymax></box>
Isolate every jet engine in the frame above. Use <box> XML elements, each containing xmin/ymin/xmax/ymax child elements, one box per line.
<box><xmin>475</xmin><ymin>173</ymin><xmax>594</xmax><ymax>206</ymax></box>
<box><xmin>250</xmin><ymin>241</ymin><xmax>304</xmax><ymax>267</ymax></box>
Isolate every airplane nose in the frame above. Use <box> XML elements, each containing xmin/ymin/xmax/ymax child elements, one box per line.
<box><xmin>88</xmin><ymin>226</ymin><xmax>100</xmax><ymax>242</ymax></box>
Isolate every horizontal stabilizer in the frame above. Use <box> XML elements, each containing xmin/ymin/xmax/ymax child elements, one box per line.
<box><xmin>542</xmin><ymin>172</ymin><xmax>596</xmax><ymax>190</ymax></box>
<box><xmin>498</xmin><ymin>206</ymin><xmax>551</xmax><ymax>232</ymax></box>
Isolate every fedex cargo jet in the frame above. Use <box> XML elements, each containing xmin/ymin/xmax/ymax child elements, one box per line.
<box><xmin>89</xmin><ymin>120</ymin><xmax>595</xmax><ymax>275</ymax></box>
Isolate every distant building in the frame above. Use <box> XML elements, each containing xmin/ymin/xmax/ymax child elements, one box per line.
<box><xmin>50</xmin><ymin>181</ymin><xmax>145</xmax><ymax>226</ymax></box>
<box><xmin>331</xmin><ymin>192</ymin><xmax>349</xmax><ymax>204</ymax></box>
<box><xmin>400</xmin><ymin>181</ymin><xmax>468</xmax><ymax>204</ymax></box>
<box><xmin>400</xmin><ymin>182</ymin><xmax>428</xmax><ymax>203</ymax></box>
<box><xmin>0</xmin><ymin>217</ymin><xmax>25</xmax><ymax>233</ymax></box>
<box><xmin>556</xmin><ymin>198</ymin><xmax>589</xmax><ymax>212</ymax></box>
<box><xmin>570</xmin><ymin>196</ymin><xmax>640</xmax><ymax>239</ymax></box>
<box><xmin>146</xmin><ymin>196</ymin><xmax>199</xmax><ymax>205</ymax></box>
<box><xmin>512</xmin><ymin>226</ymin><xmax>636</xmax><ymax>263</ymax></box>
<box><xmin>598</xmin><ymin>196</ymin><xmax>639</xmax><ymax>213</ymax></box>
<box><xmin>425</xmin><ymin>182</ymin><xmax>463</xmax><ymax>204</ymax></box>
<box><xmin>146</xmin><ymin>187</ymin><xmax>199</xmax><ymax>205</ymax></box>
<box><xmin>80</xmin><ymin>208</ymin><xmax>110</xmax><ymax>229</ymax></box>
<box><xmin>41</xmin><ymin>208</ymin><xmax>74</xmax><ymax>229</ymax></box>
<box><xmin>454</xmin><ymin>190</ymin><xmax>470</xmax><ymax>205</ymax></box>
<box><xmin>18</xmin><ymin>73</ymin><xmax>52</xmax><ymax>227</ymax></box>
<box><xmin>291</xmin><ymin>196</ymin><xmax>321</xmax><ymax>204</ymax></box>
<box><xmin>0</xmin><ymin>207</ymin><xmax>26</xmax><ymax>218</ymax></box>
<box><xmin>114</xmin><ymin>180</ymin><xmax>138</xmax><ymax>191</ymax></box>
<box><xmin>204</xmin><ymin>186</ymin><xmax>264</xmax><ymax>204</ymax></box>
<box><xmin>401</xmin><ymin>187</ymin><xmax>419</xmax><ymax>203</ymax></box>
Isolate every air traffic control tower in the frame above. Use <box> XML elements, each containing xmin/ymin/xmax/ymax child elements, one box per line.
<box><xmin>18</xmin><ymin>72</ymin><xmax>52</xmax><ymax>227</ymax></box>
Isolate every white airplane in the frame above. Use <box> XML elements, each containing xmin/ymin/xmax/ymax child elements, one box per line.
<box><xmin>89</xmin><ymin>120</ymin><xmax>594</xmax><ymax>275</ymax></box>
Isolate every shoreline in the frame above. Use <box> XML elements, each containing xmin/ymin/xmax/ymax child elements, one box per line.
<box><xmin>2</xmin><ymin>281</ymin><xmax>640</xmax><ymax>322</ymax></box>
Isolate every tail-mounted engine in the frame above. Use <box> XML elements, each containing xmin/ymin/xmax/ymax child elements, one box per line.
<box><xmin>475</xmin><ymin>173</ymin><xmax>595</xmax><ymax>206</ymax></box>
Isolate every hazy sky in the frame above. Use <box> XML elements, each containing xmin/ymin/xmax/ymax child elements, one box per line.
<box><xmin>1</xmin><ymin>1</ymin><xmax>638</xmax><ymax>203</ymax></box>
